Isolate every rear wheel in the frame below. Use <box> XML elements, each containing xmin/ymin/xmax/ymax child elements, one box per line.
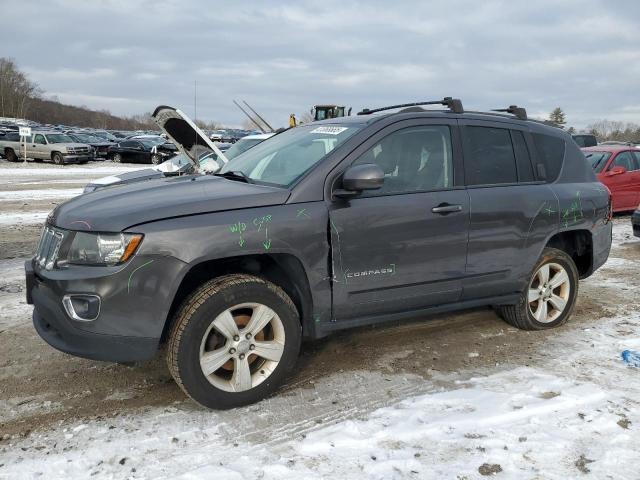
<box><xmin>498</xmin><ymin>247</ymin><xmax>578</xmax><ymax>330</ymax></box>
<box><xmin>52</xmin><ymin>152</ymin><xmax>64</xmax><ymax>165</ymax></box>
<box><xmin>167</xmin><ymin>274</ymin><xmax>301</xmax><ymax>409</ymax></box>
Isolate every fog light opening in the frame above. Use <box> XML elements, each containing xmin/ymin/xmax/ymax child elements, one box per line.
<box><xmin>62</xmin><ymin>294</ymin><xmax>101</xmax><ymax>322</ymax></box>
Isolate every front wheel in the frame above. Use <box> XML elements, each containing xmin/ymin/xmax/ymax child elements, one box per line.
<box><xmin>498</xmin><ymin>247</ymin><xmax>578</xmax><ymax>330</ymax></box>
<box><xmin>151</xmin><ymin>154</ymin><xmax>161</xmax><ymax>164</ymax></box>
<box><xmin>52</xmin><ymin>152</ymin><xmax>64</xmax><ymax>165</ymax></box>
<box><xmin>112</xmin><ymin>153</ymin><xmax>122</xmax><ymax>163</ymax></box>
<box><xmin>167</xmin><ymin>274</ymin><xmax>301</xmax><ymax>409</ymax></box>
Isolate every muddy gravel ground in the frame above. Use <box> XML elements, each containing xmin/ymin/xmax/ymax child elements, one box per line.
<box><xmin>0</xmin><ymin>162</ymin><xmax>639</xmax><ymax>478</ymax></box>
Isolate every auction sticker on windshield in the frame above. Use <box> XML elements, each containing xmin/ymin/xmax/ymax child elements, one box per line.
<box><xmin>310</xmin><ymin>126</ymin><xmax>349</xmax><ymax>135</ymax></box>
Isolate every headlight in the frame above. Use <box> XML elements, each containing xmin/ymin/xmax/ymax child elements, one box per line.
<box><xmin>65</xmin><ymin>232</ymin><xmax>143</xmax><ymax>266</ymax></box>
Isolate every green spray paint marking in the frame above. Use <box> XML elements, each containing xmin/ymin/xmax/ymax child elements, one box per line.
<box><xmin>544</xmin><ymin>207</ymin><xmax>556</xmax><ymax>216</ymax></box>
<box><xmin>313</xmin><ymin>313</ymin><xmax>321</xmax><ymax>324</ymax></box>
<box><xmin>127</xmin><ymin>260</ymin><xmax>154</xmax><ymax>294</ymax></box>
<box><xmin>229</xmin><ymin>222</ymin><xmax>247</xmax><ymax>246</ymax></box>
<box><xmin>297</xmin><ymin>208</ymin><xmax>310</xmax><ymax>218</ymax></box>
<box><xmin>253</xmin><ymin>214</ymin><xmax>272</xmax><ymax>231</ymax></box>
<box><xmin>263</xmin><ymin>226</ymin><xmax>271</xmax><ymax>250</ymax></box>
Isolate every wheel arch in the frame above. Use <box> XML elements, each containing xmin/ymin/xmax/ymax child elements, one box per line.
<box><xmin>544</xmin><ymin>229</ymin><xmax>593</xmax><ymax>278</ymax></box>
<box><xmin>161</xmin><ymin>253</ymin><xmax>314</xmax><ymax>342</ymax></box>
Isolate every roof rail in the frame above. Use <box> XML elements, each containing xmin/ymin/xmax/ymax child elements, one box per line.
<box><xmin>357</xmin><ymin>97</ymin><xmax>464</xmax><ymax>115</ymax></box>
<box><xmin>491</xmin><ymin>105</ymin><xmax>527</xmax><ymax>120</ymax></box>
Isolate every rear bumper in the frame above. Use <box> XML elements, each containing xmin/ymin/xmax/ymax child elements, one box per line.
<box><xmin>632</xmin><ymin>210</ymin><xmax>640</xmax><ymax>238</ymax></box>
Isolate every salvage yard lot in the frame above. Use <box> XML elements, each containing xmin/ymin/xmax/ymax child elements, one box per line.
<box><xmin>0</xmin><ymin>163</ymin><xmax>639</xmax><ymax>479</ymax></box>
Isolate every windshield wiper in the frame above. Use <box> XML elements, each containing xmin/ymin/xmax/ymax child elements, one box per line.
<box><xmin>213</xmin><ymin>170</ymin><xmax>253</xmax><ymax>184</ymax></box>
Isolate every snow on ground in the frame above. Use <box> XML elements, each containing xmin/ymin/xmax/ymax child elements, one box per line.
<box><xmin>0</xmin><ymin>189</ymin><xmax>83</xmax><ymax>200</ymax></box>
<box><xmin>0</xmin><ymin>211</ymin><xmax>48</xmax><ymax>226</ymax></box>
<box><xmin>2</xmin><ymin>309</ymin><xmax>639</xmax><ymax>480</ymax></box>
<box><xmin>0</xmin><ymin>166</ymin><xmax>140</xmax><ymax>179</ymax></box>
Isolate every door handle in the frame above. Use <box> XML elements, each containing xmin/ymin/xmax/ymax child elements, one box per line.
<box><xmin>432</xmin><ymin>203</ymin><xmax>462</xmax><ymax>215</ymax></box>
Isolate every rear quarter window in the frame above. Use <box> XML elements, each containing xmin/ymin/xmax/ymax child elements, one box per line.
<box><xmin>532</xmin><ymin>133</ymin><xmax>565</xmax><ymax>182</ymax></box>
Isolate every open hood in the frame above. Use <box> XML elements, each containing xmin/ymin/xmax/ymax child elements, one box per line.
<box><xmin>151</xmin><ymin>105</ymin><xmax>229</xmax><ymax>170</ymax></box>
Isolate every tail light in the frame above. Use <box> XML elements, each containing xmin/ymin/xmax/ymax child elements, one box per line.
<box><xmin>604</xmin><ymin>184</ymin><xmax>613</xmax><ymax>221</ymax></box>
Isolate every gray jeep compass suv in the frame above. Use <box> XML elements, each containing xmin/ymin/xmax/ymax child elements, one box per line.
<box><xmin>26</xmin><ymin>99</ymin><xmax>612</xmax><ymax>409</ymax></box>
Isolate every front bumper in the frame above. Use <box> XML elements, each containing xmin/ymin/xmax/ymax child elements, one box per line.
<box><xmin>26</xmin><ymin>253</ymin><xmax>188</xmax><ymax>363</ymax></box>
<box><xmin>633</xmin><ymin>210</ymin><xmax>640</xmax><ymax>238</ymax></box>
<box><xmin>63</xmin><ymin>155</ymin><xmax>92</xmax><ymax>163</ymax></box>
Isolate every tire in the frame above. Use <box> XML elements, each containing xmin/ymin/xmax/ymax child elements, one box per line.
<box><xmin>113</xmin><ymin>153</ymin><xmax>122</xmax><ymax>163</ymax></box>
<box><xmin>5</xmin><ymin>149</ymin><xmax>17</xmax><ymax>162</ymax></box>
<box><xmin>52</xmin><ymin>152</ymin><xmax>64</xmax><ymax>165</ymax></box>
<box><xmin>498</xmin><ymin>247</ymin><xmax>578</xmax><ymax>330</ymax></box>
<box><xmin>167</xmin><ymin>274</ymin><xmax>301</xmax><ymax>409</ymax></box>
<box><xmin>151</xmin><ymin>154</ymin><xmax>161</xmax><ymax>165</ymax></box>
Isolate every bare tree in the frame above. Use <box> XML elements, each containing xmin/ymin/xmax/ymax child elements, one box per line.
<box><xmin>586</xmin><ymin>119</ymin><xmax>640</xmax><ymax>143</ymax></box>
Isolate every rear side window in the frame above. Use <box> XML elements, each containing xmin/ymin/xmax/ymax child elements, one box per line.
<box><xmin>511</xmin><ymin>130</ymin><xmax>534</xmax><ymax>182</ymax></box>
<box><xmin>6</xmin><ymin>132</ymin><xmax>19</xmax><ymax>141</ymax></box>
<box><xmin>532</xmin><ymin>133</ymin><xmax>565</xmax><ymax>182</ymax></box>
<box><xmin>463</xmin><ymin>126</ymin><xmax>517</xmax><ymax>185</ymax></box>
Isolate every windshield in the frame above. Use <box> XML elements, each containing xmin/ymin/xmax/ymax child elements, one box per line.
<box><xmin>219</xmin><ymin>124</ymin><xmax>361</xmax><ymax>186</ymax></box>
<box><xmin>46</xmin><ymin>134</ymin><xmax>74</xmax><ymax>143</ymax></box>
<box><xmin>74</xmin><ymin>134</ymin><xmax>102</xmax><ymax>143</ymax></box>
<box><xmin>140</xmin><ymin>138</ymin><xmax>166</xmax><ymax>148</ymax></box>
<box><xmin>224</xmin><ymin>137</ymin><xmax>266</xmax><ymax>160</ymax></box>
<box><xmin>584</xmin><ymin>151</ymin><xmax>611</xmax><ymax>173</ymax></box>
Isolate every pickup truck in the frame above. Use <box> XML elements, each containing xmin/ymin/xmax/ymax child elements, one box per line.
<box><xmin>0</xmin><ymin>130</ymin><xmax>93</xmax><ymax>164</ymax></box>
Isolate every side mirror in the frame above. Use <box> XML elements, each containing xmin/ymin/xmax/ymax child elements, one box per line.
<box><xmin>334</xmin><ymin>163</ymin><xmax>384</xmax><ymax>198</ymax></box>
<box><xmin>608</xmin><ymin>166</ymin><xmax>627</xmax><ymax>176</ymax></box>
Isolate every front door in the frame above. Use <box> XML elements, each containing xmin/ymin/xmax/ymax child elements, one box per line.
<box><xmin>32</xmin><ymin>134</ymin><xmax>47</xmax><ymax>160</ymax></box>
<box><xmin>604</xmin><ymin>150</ymin><xmax>639</xmax><ymax>211</ymax></box>
<box><xmin>329</xmin><ymin>120</ymin><xmax>469</xmax><ymax>320</ymax></box>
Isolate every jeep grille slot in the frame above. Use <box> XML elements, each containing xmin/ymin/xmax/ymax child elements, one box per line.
<box><xmin>35</xmin><ymin>226</ymin><xmax>64</xmax><ymax>270</ymax></box>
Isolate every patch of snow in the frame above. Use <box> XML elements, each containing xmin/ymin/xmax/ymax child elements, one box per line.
<box><xmin>0</xmin><ymin>188</ymin><xmax>83</xmax><ymax>200</ymax></box>
<box><xmin>0</xmin><ymin>211</ymin><xmax>48</xmax><ymax>226</ymax></box>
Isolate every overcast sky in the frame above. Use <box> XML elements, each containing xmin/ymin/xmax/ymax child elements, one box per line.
<box><xmin>2</xmin><ymin>0</ymin><xmax>639</xmax><ymax>129</ymax></box>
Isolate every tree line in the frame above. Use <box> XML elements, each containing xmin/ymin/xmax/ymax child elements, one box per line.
<box><xmin>549</xmin><ymin>106</ymin><xmax>640</xmax><ymax>143</ymax></box>
<box><xmin>1</xmin><ymin>57</ymin><xmax>160</xmax><ymax>130</ymax></box>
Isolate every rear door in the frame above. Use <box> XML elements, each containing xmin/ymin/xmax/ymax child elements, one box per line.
<box><xmin>459</xmin><ymin>120</ymin><xmax>557</xmax><ymax>299</ymax></box>
<box><xmin>604</xmin><ymin>151</ymin><xmax>638</xmax><ymax>211</ymax></box>
<box><xmin>329</xmin><ymin>119</ymin><xmax>470</xmax><ymax>320</ymax></box>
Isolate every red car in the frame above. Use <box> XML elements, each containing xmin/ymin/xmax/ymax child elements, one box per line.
<box><xmin>582</xmin><ymin>146</ymin><xmax>640</xmax><ymax>212</ymax></box>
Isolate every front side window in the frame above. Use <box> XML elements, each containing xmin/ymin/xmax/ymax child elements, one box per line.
<box><xmin>353</xmin><ymin>125</ymin><xmax>453</xmax><ymax>195</ymax></box>
<box><xmin>220</xmin><ymin>124</ymin><xmax>361</xmax><ymax>187</ymax></box>
<box><xmin>463</xmin><ymin>126</ymin><xmax>517</xmax><ymax>185</ymax></box>
<box><xmin>611</xmin><ymin>151</ymin><xmax>638</xmax><ymax>171</ymax></box>
<box><xmin>584</xmin><ymin>151</ymin><xmax>611</xmax><ymax>173</ymax></box>
<box><xmin>34</xmin><ymin>134</ymin><xmax>46</xmax><ymax>145</ymax></box>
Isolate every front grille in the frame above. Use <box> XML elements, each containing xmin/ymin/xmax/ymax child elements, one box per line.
<box><xmin>35</xmin><ymin>226</ymin><xmax>65</xmax><ymax>270</ymax></box>
<box><xmin>68</xmin><ymin>147</ymin><xmax>90</xmax><ymax>154</ymax></box>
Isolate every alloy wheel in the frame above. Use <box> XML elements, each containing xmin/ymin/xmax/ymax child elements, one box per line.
<box><xmin>527</xmin><ymin>262</ymin><xmax>570</xmax><ymax>323</ymax></box>
<box><xmin>199</xmin><ymin>303</ymin><xmax>285</xmax><ymax>393</ymax></box>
